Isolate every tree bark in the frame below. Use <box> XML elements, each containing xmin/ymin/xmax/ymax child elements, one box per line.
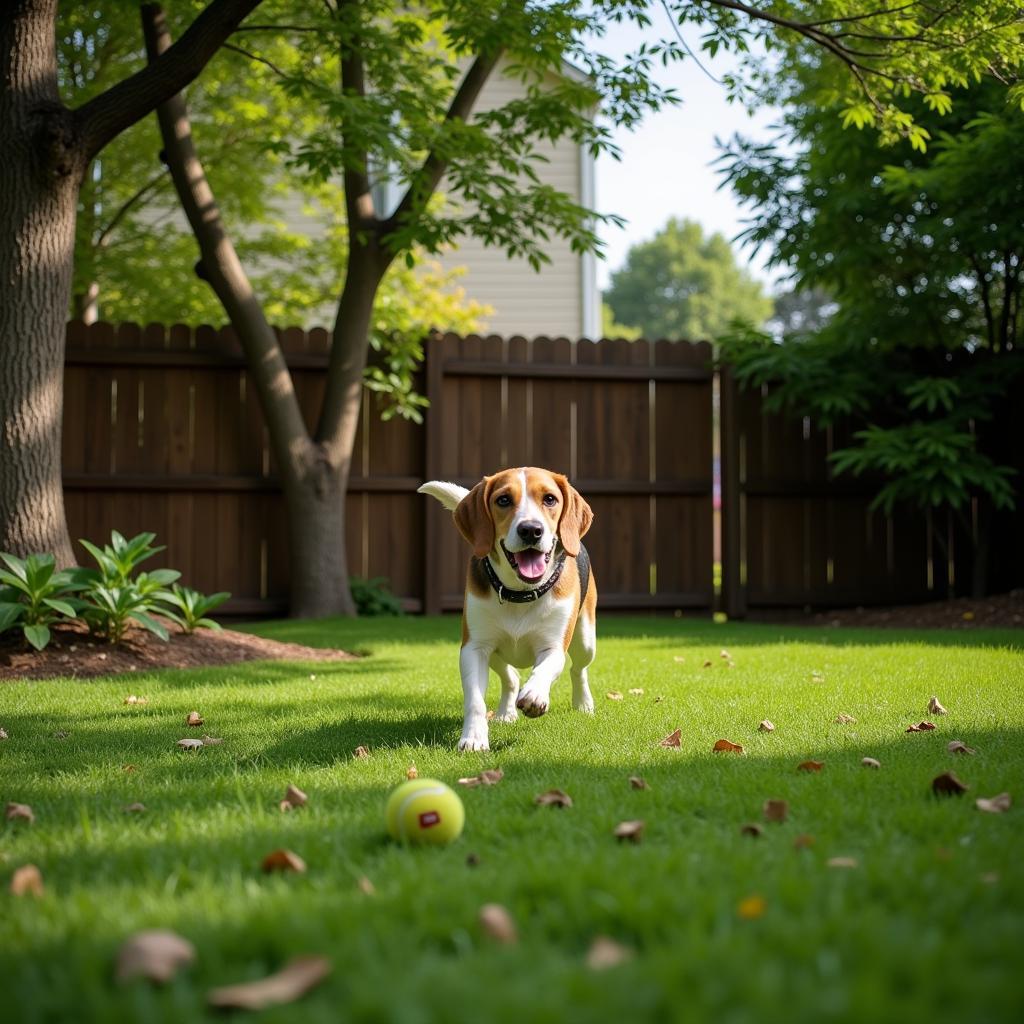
<box><xmin>0</xmin><ymin>0</ymin><xmax>80</xmax><ymax>563</ymax></box>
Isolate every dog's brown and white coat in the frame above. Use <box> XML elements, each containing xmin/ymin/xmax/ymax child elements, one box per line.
<box><xmin>418</xmin><ymin>468</ymin><xmax>597</xmax><ymax>751</ymax></box>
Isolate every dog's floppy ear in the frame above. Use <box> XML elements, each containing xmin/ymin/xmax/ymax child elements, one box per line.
<box><xmin>555</xmin><ymin>475</ymin><xmax>593</xmax><ymax>557</ymax></box>
<box><xmin>454</xmin><ymin>477</ymin><xmax>494</xmax><ymax>558</ymax></box>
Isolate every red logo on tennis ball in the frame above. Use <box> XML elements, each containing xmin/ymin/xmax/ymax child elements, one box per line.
<box><xmin>418</xmin><ymin>811</ymin><xmax>441</xmax><ymax>828</ymax></box>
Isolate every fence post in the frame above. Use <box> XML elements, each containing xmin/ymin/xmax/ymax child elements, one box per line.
<box><xmin>422</xmin><ymin>332</ymin><xmax>444</xmax><ymax>615</ymax></box>
<box><xmin>720</xmin><ymin>366</ymin><xmax>747</xmax><ymax>619</ymax></box>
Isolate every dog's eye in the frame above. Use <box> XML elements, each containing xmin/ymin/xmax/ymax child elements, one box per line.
<box><xmin>495</xmin><ymin>495</ymin><xmax>512</xmax><ymax>508</ymax></box>
<box><xmin>543</xmin><ymin>494</ymin><xmax>558</xmax><ymax>507</ymax></box>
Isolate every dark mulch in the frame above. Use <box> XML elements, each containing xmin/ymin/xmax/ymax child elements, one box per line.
<box><xmin>0</xmin><ymin>620</ymin><xmax>354</xmax><ymax>681</ymax></box>
<box><xmin>751</xmin><ymin>590</ymin><xmax>1024</xmax><ymax>631</ymax></box>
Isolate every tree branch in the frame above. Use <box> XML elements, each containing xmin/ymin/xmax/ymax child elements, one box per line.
<box><xmin>222</xmin><ymin>41</ymin><xmax>290</xmax><ymax>79</ymax></box>
<box><xmin>94</xmin><ymin>167</ymin><xmax>171</xmax><ymax>248</ymax></box>
<box><xmin>76</xmin><ymin>0</ymin><xmax>264</xmax><ymax>162</ymax></box>
<box><xmin>338</xmin><ymin>0</ymin><xmax>376</xmax><ymax>233</ymax></box>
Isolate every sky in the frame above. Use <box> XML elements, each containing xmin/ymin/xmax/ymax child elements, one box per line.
<box><xmin>590</xmin><ymin>16</ymin><xmax>783</xmax><ymax>291</ymax></box>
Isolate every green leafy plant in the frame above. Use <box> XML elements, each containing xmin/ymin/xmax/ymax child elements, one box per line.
<box><xmin>350</xmin><ymin>576</ymin><xmax>403</xmax><ymax>617</ymax></box>
<box><xmin>160</xmin><ymin>584</ymin><xmax>230</xmax><ymax>633</ymax></box>
<box><xmin>0</xmin><ymin>552</ymin><xmax>81</xmax><ymax>651</ymax></box>
<box><xmin>77</xmin><ymin>530</ymin><xmax>164</xmax><ymax>584</ymax></box>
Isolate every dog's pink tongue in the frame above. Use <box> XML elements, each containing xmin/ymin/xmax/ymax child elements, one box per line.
<box><xmin>517</xmin><ymin>549</ymin><xmax>547</xmax><ymax>580</ymax></box>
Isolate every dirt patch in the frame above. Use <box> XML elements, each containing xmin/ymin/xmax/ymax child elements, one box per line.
<box><xmin>0</xmin><ymin>620</ymin><xmax>355</xmax><ymax>681</ymax></box>
<box><xmin>752</xmin><ymin>590</ymin><xmax>1024</xmax><ymax>631</ymax></box>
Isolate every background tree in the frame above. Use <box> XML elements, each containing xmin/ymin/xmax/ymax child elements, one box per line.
<box><xmin>604</xmin><ymin>218</ymin><xmax>772</xmax><ymax>339</ymax></box>
<box><xmin>718</xmin><ymin>64</ymin><xmax>1024</xmax><ymax>596</ymax></box>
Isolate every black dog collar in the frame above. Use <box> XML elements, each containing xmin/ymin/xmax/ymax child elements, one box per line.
<box><xmin>479</xmin><ymin>550</ymin><xmax>567</xmax><ymax>604</ymax></box>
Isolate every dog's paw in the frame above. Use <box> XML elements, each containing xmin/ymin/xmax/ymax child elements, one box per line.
<box><xmin>573</xmin><ymin>696</ymin><xmax>595</xmax><ymax>714</ymax></box>
<box><xmin>492</xmin><ymin>706</ymin><xmax>518</xmax><ymax>724</ymax></box>
<box><xmin>458</xmin><ymin>725</ymin><xmax>490</xmax><ymax>752</ymax></box>
<box><xmin>516</xmin><ymin>688</ymin><xmax>549</xmax><ymax>718</ymax></box>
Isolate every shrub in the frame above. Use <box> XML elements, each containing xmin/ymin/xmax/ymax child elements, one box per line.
<box><xmin>160</xmin><ymin>584</ymin><xmax>230</xmax><ymax>633</ymax></box>
<box><xmin>351</xmin><ymin>576</ymin><xmax>403</xmax><ymax>616</ymax></box>
<box><xmin>0</xmin><ymin>553</ymin><xmax>81</xmax><ymax>650</ymax></box>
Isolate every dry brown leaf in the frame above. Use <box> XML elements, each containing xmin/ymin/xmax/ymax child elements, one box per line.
<box><xmin>758</xmin><ymin>720</ymin><xmax>775</xmax><ymax>732</ymax></box>
<box><xmin>478</xmin><ymin>903</ymin><xmax>518</xmax><ymax>944</ymax></box>
<box><xmin>928</xmin><ymin>695</ymin><xmax>949</xmax><ymax>715</ymax></box>
<box><xmin>720</xmin><ymin>649</ymin><xmax>731</xmax><ymax>660</ymax></box>
<box><xmin>835</xmin><ymin>714</ymin><xmax>857</xmax><ymax>724</ymax></box>
<box><xmin>713</xmin><ymin>738</ymin><xmax>745</xmax><ymax>754</ymax></box>
<box><xmin>177</xmin><ymin>738</ymin><xmax>203</xmax><ymax>751</ymax></box>
<box><xmin>737</xmin><ymin>895</ymin><xmax>766</xmax><ymax>920</ymax></box>
<box><xmin>406</xmin><ymin>764</ymin><xmax>418</xmax><ymax>780</ymax></box>
<box><xmin>740</xmin><ymin>823</ymin><xmax>764</xmax><ymax>838</ymax></box>
<box><xmin>653</xmin><ymin>696</ymin><xmax>664</xmax><ymax>703</ymax></box>
<box><xmin>458</xmin><ymin>769</ymin><xmax>504</xmax><ymax>788</ymax></box>
<box><xmin>352</xmin><ymin>746</ymin><xmax>370</xmax><ymax>759</ymax></box>
<box><xmin>947</xmin><ymin>740</ymin><xmax>976</xmax><ymax>755</ymax></box>
<box><xmin>284</xmin><ymin>784</ymin><xmax>308</xmax><ymax>808</ymax></box>
<box><xmin>122</xmin><ymin>764</ymin><xmax>137</xmax><ymax>772</ymax></box>
<box><xmin>6</xmin><ymin>802</ymin><xmax>34</xmax><ymax>823</ymax></box>
<box><xmin>207</xmin><ymin>956</ymin><xmax>331</xmax><ymax>1011</ymax></box>
<box><xmin>797</xmin><ymin>760</ymin><xmax>824</xmax><ymax>772</ymax></box>
<box><xmin>186</xmin><ymin>711</ymin><xmax>204</xmax><ymax>727</ymax></box>
<box><xmin>123</xmin><ymin>802</ymin><xmax>146</xmax><ymax>814</ymax></box>
<box><xmin>628</xmin><ymin>688</ymin><xmax>644</xmax><ymax>696</ymax></box>
<box><xmin>0</xmin><ymin>727</ymin><xmax>7</xmax><ymax>739</ymax></box>
<box><xmin>116</xmin><ymin>930</ymin><xmax>196</xmax><ymax>984</ymax></box>
<box><xmin>201</xmin><ymin>735</ymin><xmax>224</xmax><ymax>745</ymax></box>
<box><xmin>628</xmin><ymin>776</ymin><xmax>648</xmax><ymax>790</ymax></box>
<box><xmin>123</xmin><ymin>695</ymin><xmax>148</xmax><ymax>706</ymax></box>
<box><xmin>10</xmin><ymin>864</ymin><xmax>43</xmax><ymax>897</ymax></box>
<box><xmin>702</xmin><ymin>660</ymin><xmax>713</xmax><ymax>668</ymax></box>
<box><xmin>606</xmin><ymin>691</ymin><xmax>624</xmax><ymax>701</ymax></box>
<box><xmin>762</xmin><ymin>799</ymin><xmax>788</xmax><ymax>823</ymax></box>
<box><xmin>534</xmin><ymin>789</ymin><xmax>572</xmax><ymax>808</ymax></box>
<box><xmin>861</xmin><ymin>757</ymin><xmax>881</xmax><ymax>769</ymax></box>
<box><xmin>932</xmin><ymin>771</ymin><xmax>969</xmax><ymax>796</ymax></box>
<box><xmin>975</xmin><ymin>792</ymin><xmax>1011</xmax><ymax>814</ymax></box>
<box><xmin>906</xmin><ymin>721</ymin><xmax>938</xmax><ymax>733</ymax></box>
<box><xmin>793</xmin><ymin>834</ymin><xmax>816</xmax><ymax>850</ymax></box>
<box><xmin>486</xmin><ymin>710</ymin><xmax>495</xmax><ymax>721</ymax></box>
<box><xmin>278</xmin><ymin>800</ymin><xmax>294</xmax><ymax>813</ymax></box>
<box><xmin>586</xmin><ymin>936</ymin><xmax>633</xmax><ymax>971</ymax></box>
<box><xmin>357</xmin><ymin>876</ymin><xmax>376</xmax><ymax>895</ymax></box>
<box><xmin>465</xmin><ymin>852</ymin><xmax>481</xmax><ymax>868</ymax></box>
<box><xmin>261</xmin><ymin>849</ymin><xmax>307</xmax><ymax>874</ymax></box>
<box><xmin>614</xmin><ymin>820</ymin><xmax>645</xmax><ymax>843</ymax></box>
<box><xmin>827</xmin><ymin>857</ymin><xmax>859</xmax><ymax>869</ymax></box>
<box><xmin>659</xmin><ymin>729</ymin><xmax>682</xmax><ymax>748</ymax></box>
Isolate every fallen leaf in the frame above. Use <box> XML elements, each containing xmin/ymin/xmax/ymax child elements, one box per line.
<box><xmin>352</xmin><ymin>746</ymin><xmax>370</xmax><ymax>758</ymax></box>
<box><xmin>861</xmin><ymin>757</ymin><xmax>881</xmax><ymax>769</ymax></box>
<box><xmin>10</xmin><ymin>864</ymin><xmax>43</xmax><ymax>897</ymax></box>
<box><xmin>406</xmin><ymin>764</ymin><xmax>418</xmax><ymax>780</ymax></box>
<box><xmin>763</xmin><ymin>799</ymin><xmax>788</xmax><ymax>823</ymax></box>
<box><xmin>702</xmin><ymin>660</ymin><xmax>713</xmax><ymax>668</ymax></box>
<box><xmin>486</xmin><ymin>710</ymin><xmax>495</xmax><ymax>721</ymax></box>
<box><xmin>614</xmin><ymin>820</ymin><xmax>645</xmax><ymax>843</ymax></box>
<box><xmin>278</xmin><ymin>800</ymin><xmax>293</xmax><ymax>813</ymax></box>
<box><xmin>123</xmin><ymin>695</ymin><xmax>148</xmax><ymax>705</ymax></box>
<box><xmin>606</xmin><ymin>691</ymin><xmax>623</xmax><ymax>701</ymax></box>
<box><xmin>737</xmin><ymin>895</ymin><xmax>766</xmax><ymax>920</ymax></box>
<box><xmin>932</xmin><ymin>771</ymin><xmax>969</xmax><ymax>796</ymax></box>
<box><xmin>200</xmin><ymin>735</ymin><xmax>224</xmax><ymax>745</ymax></box>
<box><xmin>207</xmin><ymin>956</ymin><xmax>331</xmax><ymax>1011</ymax></box>
<box><xmin>720</xmin><ymin>649</ymin><xmax>731</xmax><ymax>660</ymax></box>
<box><xmin>793</xmin><ymin>834</ymin><xmax>816</xmax><ymax>850</ymax></box>
<box><xmin>906</xmin><ymin>721</ymin><xmax>938</xmax><ymax>733</ymax></box>
<box><xmin>357</xmin><ymin>876</ymin><xmax>375</xmax><ymax>895</ymax></box>
<box><xmin>284</xmin><ymin>784</ymin><xmax>308</xmax><ymax>808</ymax></box>
<box><xmin>628</xmin><ymin>688</ymin><xmax>644</xmax><ymax>696</ymax></box>
<box><xmin>797</xmin><ymin>760</ymin><xmax>824</xmax><ymax>772</ymax></box>
<box><xmin>122</xmin><ymin>764</ymin><xmax>137</xmax><ymax>772</ymax></box>
<box><xmin>5</xmin><ymin>802</ymin><xmax>34</xmax><ymax>823</ymax></box>
<box><xmin>261</xmin><ymin>849</ymin><xmax>307</xmax><ymax>874</ymax></box>
<box><xmin>653</xmin><ymin>696</ymin><xmax>664</xmax><ymax>703</ymax></box>
<box><xmin>758</xmin><ymin>720</ymin><xmax>775</xmax><ymax>732</ymax></box>
<box><xmin>947</xmin><ymin>740</ymin><xmax>976</xmax><ymax>755</ymax></box>
<box><xmin>976</xmin><ymin>792</ymin><xmax>1011</xmax><ymax>814</ymax></box>
<box><xmin>534</xmin><ymin>789</ymin><xmax>572</xmax><ymax>808</ymax></box>
<box><xmin>740</xmin><ymin>823</ymin><xmax>764</xmax><ymax>838</ymax></box>
<box><xmin>586</xmin><ymin>936</ymin><xmax>633</xmax><ymax>971</ymax></box>
<box><xmin>659</xmin><ymin>729</ymin><xmax>682</xmax><ymax>748</ymax></box>
<box><xmin>628</xmin><ymin>776</ymin><xmax>648</xmax><ymax>790</ymax></box>
<box><xmin>465</xmin><ymin>852</ymin><xmax>481</xmax><ymax>868</ymax></box>
<box><xmin>176</xmin><ymin>738</ymin><xmax>203</xmax><ymax>751</ymax></box>
<box><xmin>673</xmin><ymin>656</ymin><xmax>686</xmax><ymax>663</ymax></box>
<box><xmin>713</xmin><ymin>738</ymin><xmax>744</xmax><ymax>754</ymax></box>
<box><xmin>53</xmin><ymin>729</ymin><xmax>69</xmax><ymax>739</ymax></box>
<box><xmin>123</xmin><ymin>802</ymin><xmax>146</xmax><ymax>814</ymax></box>
<box><xmin>835</xmin><ymin>713</ymin><xmax>857</xmax><ymax>724</ymax></box>
<box><xmin>116</xmin><ymin>930</ymin><xmax>196</xmax><ymax>984</ymax></box>
<box><xmin>928</xmin><ymin>695</ymin><xmax>949</xmax><ymax>715</ymax></box>
<box><xmin>458</xmin><ymin>769</ymin><xmax>504</xmax><ymax>788</ymax></box>
<box><xmin>186</xmin><ymin>711</ymin><xmax>204</xmax><ymax>727</ymax></box>
<box><xmin>478</xmin><ymin>903</ymin><xmax>518</xmax><ymax>944</ymax></box>
<box><xmin>827</xmin><ymin>857</ymin><xmax>859</xmax><ymax>869</ymax></box>
<box><xmin>0</xmin><ymin>727</ymin><xmax>7</xmax><ymax>739</ymax></box>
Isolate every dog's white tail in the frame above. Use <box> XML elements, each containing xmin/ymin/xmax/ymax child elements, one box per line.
<box><xmin>417</xmin><ymin>480</ymin><xmax>470</xmax><ymax>512</ymax></box>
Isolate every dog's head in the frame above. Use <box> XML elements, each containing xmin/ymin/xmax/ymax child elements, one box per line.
<box><xmin>455</xmin><ymin>467</ymin><xmax>593</xmax><ymax>584</ymax></box>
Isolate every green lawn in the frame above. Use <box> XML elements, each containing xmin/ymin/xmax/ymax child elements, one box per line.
<box><xmin>2</xmin><ymin>616</ymin><xmax>1022</xmax><ymax>1023</ymax></box>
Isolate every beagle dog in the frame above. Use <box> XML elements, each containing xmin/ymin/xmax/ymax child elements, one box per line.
<box><xmin>418</xmin><ymin>468</ymin><xmax>597</xmax><ymax>752</ymax></box>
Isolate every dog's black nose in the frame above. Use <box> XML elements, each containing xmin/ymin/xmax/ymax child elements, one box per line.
<box><xmin>517</xmin><ymin>520</ymin><xmax>544</xmax><ymax>544</ymax></box>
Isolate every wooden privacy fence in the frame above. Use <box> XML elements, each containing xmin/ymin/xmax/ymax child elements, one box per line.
<box><xmin>62</xmin><ymin>320</ymin><xmax>962</xmax><ymax>616</ymax></box>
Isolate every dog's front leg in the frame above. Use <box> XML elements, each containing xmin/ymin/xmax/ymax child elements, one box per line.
<box><xmin>515</xmin><ymin>647</ymin><xmax>566</xmax><ymax>719</ymax></box>
<box><xmin>459</xmin><ymin>642</ymin><xmax>492</xmax><ymax>751</ymax></box>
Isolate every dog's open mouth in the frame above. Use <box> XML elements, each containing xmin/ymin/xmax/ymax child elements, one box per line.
<box><xmin>501</xmin><ymin>541</ymin><xmax>552</xmax><ymax>584</ymax></box>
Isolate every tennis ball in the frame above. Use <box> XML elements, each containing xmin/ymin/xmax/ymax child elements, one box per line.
<box><xmin>385</xmin><ymin>778</ymin><xmax>465</xmax><ymax>845</ymax></box>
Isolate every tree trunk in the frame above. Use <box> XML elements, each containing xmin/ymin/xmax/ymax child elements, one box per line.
<box><xmin>0</xmin><ymin>1</ymin><xmax>79</xmax><ymax>564</ymax></box>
